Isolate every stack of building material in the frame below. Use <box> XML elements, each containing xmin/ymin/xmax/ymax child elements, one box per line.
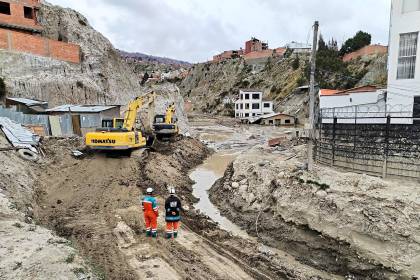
<box><xmin>0</xmin><ymin>117</ymin><xmax>40</xmax><ymax>152</ymax></box>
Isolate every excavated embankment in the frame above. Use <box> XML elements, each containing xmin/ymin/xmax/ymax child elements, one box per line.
<box><xmin>33</xmin><ymin>137</ymin><xmax>210</xmax><ymax>280</ymax></box>
<box><xmin>209</xmin><ymin>146</ymin><xmax>420</xmax><ymax>280</ymax></box>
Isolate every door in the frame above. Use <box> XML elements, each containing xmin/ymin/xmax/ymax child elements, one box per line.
<box><xmin>72</xmin><ymin>115</ymin><xmax>82</xmax><ymax>136</ymax></box>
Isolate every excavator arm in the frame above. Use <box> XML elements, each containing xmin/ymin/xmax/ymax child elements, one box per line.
<box><xmin>165</xmin><ymin>104</ymin><xmax>176</xmax><ymax>124</ymax></box>
<box><xmin>123</xmin><ymin>92</ymin><xmax>155</xmax><ymax>131</ymax></box>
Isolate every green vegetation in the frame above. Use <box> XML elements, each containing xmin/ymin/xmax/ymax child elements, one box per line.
<box><xmin>312</xmin><ymin>35</ymin><xmax>364</xmax><ymax>89</ymax></box>
<box><xmin>292</xmin><ymin>55</ymin><xmax>300</xmax><ymax>70</ymax></box>
<box><xmin>65</xmin><ymin>253</ymin><xmax>76</xmax><ymax>263</ymax></box>
<box><xmin>0</xmin><ymin>77</ymin><xmax>6</xmax><ymax>100</ymax></box>
<box><xmin>340</xmin><ymin>31</ymin><xmax>372</xmax><ymax>56</ymax></box>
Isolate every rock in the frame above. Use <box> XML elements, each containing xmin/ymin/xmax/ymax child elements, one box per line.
<box><xmin>231</xmin><ymin>182</ymin><xmax>239</xmax><ymax>189</ymax></box>
<box><xmin>240</xmin><ymin>179</ymin><xmax>248</xmax><ymax>185</ymax></box>
<box><xmin>239</xmin><ymin>185</ymin><xmax>248</xmax><ymax>194</ymax></box>
<box><xmin>315</xmin><ymin>190</ymin><xmax>328</xmax><ymax>198</ymax></box>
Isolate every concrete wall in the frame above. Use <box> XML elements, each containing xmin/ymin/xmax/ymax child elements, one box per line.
<box><xmin>320</xmin><ymin>90</ymin><xmax>384</xmax><ymax>109</ymax></box>
<box><xmin>0</xmin><ymin>28</ymin><xmax>80</xmax><ymax>63</ymax></box>
<box><xmin>387</xmin><ymin>0</ymin><xmax>420</xmax><ymax>119</ymax></box>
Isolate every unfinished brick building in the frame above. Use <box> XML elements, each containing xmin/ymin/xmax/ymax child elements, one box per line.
<box><xmin>0</xmin><ymin>0</ymin><xmax>80</xmax><ymax>63</ymax></box>
<box><xmin>244</xmin><ymin>37</ymin><xmax>268</xmax><ymax>55</ymax></box>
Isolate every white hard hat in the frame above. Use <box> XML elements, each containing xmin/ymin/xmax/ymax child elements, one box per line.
<box><xmin>169</xmin><ymin>187</ymin><xmax>175</xmax><ymax>194</ymax></box>
<box><xmin>146</xmin><ymin>187</ymin><xmax>154</xmax><ymax>194</ymax></box>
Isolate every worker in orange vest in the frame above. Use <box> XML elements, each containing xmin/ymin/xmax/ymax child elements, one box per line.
<box><xmin>165</xmin><ymin>187</ymin><xmax>182</xmax><ymax>239</ymax></box>
<box><xmin>142</xmin><ymin>187</ymin><xmax>159</xmax><ymax>238</ymax></box>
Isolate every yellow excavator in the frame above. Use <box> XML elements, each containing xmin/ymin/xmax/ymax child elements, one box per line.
<box><xmin>153</xmin><ymin>103</ymin><xmax>180</xmax><ymax>140</ymax></box>
<box><xmin>85</xmin><ymin>92</ymin><xmax>155</xmax><ymax>153</ymax></box>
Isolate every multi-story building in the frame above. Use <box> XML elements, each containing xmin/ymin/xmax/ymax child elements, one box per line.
<box><xmin>244</xmin><ymin>37</ymin><xmax>269</xmax><ymax>54</ymax></box>
<box><xmin>234</xmin><ymin>89</ymin><xmax>274</xmax><ymax>120</ymax></box>
<box><xmin>387</xmin><ymin>0</ymin><xmax>420</xmax><ymax>121</ymax></box>
<box><xmin>0</xmin><ymin>0</ymin><xmax>80</xmax><ymax>63</ymax></box>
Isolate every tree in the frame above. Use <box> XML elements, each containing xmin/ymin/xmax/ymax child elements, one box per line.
<box><xmin>292</xmin><ymin>55</ymin><xmax>300</xmax><ymax>70</ymax></box>
<box><xmin>339</xmin><ymin>31</ymin><xmax>372</xmax><ymax>56</ymax></box>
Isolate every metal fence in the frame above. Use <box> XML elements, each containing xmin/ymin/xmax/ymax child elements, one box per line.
<box><xmin>0</xmin><ymin>107</ymin><xmax>103</xmax><ymax>137</ymax></box>
<box><xmin>0</xmin><ymin>106</ymin><xmax>51</xmax><ymax>135</ymax></box>
<box><xmin>315</xmin><ymin>109</ymin><xmax>420</xmax><ymax>180</ymax></box>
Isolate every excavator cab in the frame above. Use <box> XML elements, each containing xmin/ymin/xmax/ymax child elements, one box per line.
<box><xmin>153</xmin><ymin>104</ymin><xmax>180</xmax><ymax>141</ymax></box>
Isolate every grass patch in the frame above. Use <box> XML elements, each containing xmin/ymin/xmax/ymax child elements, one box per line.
<box><xmin>65</xmin><ymin>253</ymin><xmax>75</xmax><ymax>263</ymax></box>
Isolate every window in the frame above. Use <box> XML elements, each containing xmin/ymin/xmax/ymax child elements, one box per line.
<box><xmin>240</xmin><ymin>104</ymin><xmax>243</xmax><ymax>109</ymax></box>
<box><xmin>245</xmin><ymin>94</ymin><xmax>250</xmax><ymax>100</ymax></box>
<box><xmin>236</xmin><ymin>113</ymin><xmax>239</xmax><ymax>117</ymax></box>
<box><xmin>285</xmin><ymin>119</ymin><xmax>291</xmax><ymax>124</ymax></box>
<box><xmin>252</xmin><ymin>113</ymin><xmax>256</xmax><ymax>116</ymax></box>
<box><xmin>24</xmin><ymin>6</ymin><xmax>33</xmax><ymax>19</ymax></box>
<box><xmin>245</xmin><ymin>103</ymin><xmax>250</xmax><ymax>110</ymax></box>
<box><xmin>0</xmin><ymin>2</ymin><xmax>11</xmax><ymax>15</ymax></box>
<box><xmin>252</xmin><ymin>103</ymin><xmax>260</xmax><ymax>110</ymax></box>
<box><xmin>252</xmin><ymin>93</ymin><xmax>260</xmax><ymax>99</ymax></box>
<box><xmin>414</xmin><ymin>96</ymin><xmax>420</xmax><ymax>118</ymax></box>
<box><xmin>263</xmin><ymin>103</ymin><xmax>271</xmax><ymax>108</ymax></box>
<box><xmin>402</xmin><ymin>0</ymin><xmax>420</xmax><ymax>13</ymax></box>
<box><xmin>397</xmin><ymin>32</ymin><xmax>418</xmax><ymax>80</ymax></box>
<box><xmin>235</xmin><ymin>104</ymin><xmax>238</xmax><ymax>109</ymax></box>
<box><xmin>245</xmin><ymin>113</ymin><xmax>249</xmax><ymax>117</ymax></box>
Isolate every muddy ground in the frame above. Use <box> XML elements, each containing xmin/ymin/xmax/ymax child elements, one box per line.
<box><xmin>2</xmin><ymin>115</ymin><xmax>418</xmax><ymax>280</ymax></box>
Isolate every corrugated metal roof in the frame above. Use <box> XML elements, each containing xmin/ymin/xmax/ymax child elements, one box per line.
<box><xmin>46</xmin><ymin>105</ymin><xmax>117</xmax><ymax>113</ymax></box>
<box><xmin>6</xmin><ymin>97</ymin><xmax>48</xmax><ymax>106</ymax></box>
<box><xmin>259</xmin><ymin>112</ymin><xmax>295</xmax><ymax>119</ymax></box>
<box><xmin>0</xmin><ymin>117</ymin><xmax>39</xmax><ymax>149</ymax></box>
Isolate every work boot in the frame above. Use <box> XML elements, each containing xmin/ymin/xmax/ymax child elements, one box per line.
<box><xmin>165</xmin><ymin>233</ymin><xmax>172</xmax><ymax>239</ymax></box>
<box><xmin>152</xmin><ymin>232</ymin><xmax>158</xmax><ymax>238</ymax></box>
<box><xmin>173</xmin><ymin>232</ymin><xmax>178</xmax><ymax>239</ymax></box>
<box><xmin>146</xmin><ymin>231</ymin><xmax>151</xmax><ymax>237</ymax></box>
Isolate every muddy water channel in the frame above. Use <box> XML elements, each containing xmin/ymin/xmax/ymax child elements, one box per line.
<box><xmin>190</xmin><ymin>151</ymin><xmax>250</xmax><ymax>237</ymax></box>
<box><xmin>189</xmin><ymin>116</ymin><xmax>293</xmax><ymax>238</ymax></box>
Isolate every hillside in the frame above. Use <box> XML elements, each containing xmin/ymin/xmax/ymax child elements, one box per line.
<box><xmin>179</xmin><ymin>53</ymin><xmax>387</xmax><ymax>120</ymax></box>
<box><xmin>119</xmin><ymin>50</ymin><xmax>191</xmax><ymax>68</ymax></box>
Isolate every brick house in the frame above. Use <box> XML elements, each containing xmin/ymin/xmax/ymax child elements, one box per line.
<box><xmin>0</xmin><ymin>0</ymin><xmax>80</xmax><ymax>63</ymax></box>
<box><xmin>342</xmin><ymin>44</ymin><xmax>388</xmax><ymax>62</ymax></box>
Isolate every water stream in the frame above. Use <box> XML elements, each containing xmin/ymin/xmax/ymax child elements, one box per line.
<box><xmin>190</xmin><ymin>152</ymin><xmax>250</xmax><ymax>238</ymax></box>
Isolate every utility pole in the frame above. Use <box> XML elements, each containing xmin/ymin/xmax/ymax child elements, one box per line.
<box><xmin>307</xmin><ymin>21</ymin><xmax>319</xmax><ymax>171</ymax></box>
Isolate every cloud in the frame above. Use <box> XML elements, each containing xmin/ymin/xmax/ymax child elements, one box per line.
<box><xmin>48</xmin><ymin>0</ymin><xmax>391</xmax><ymax>62</ymax></box>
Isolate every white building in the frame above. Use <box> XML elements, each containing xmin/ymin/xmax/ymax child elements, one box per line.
<box><xmin>234</xmin><ymin>90</ymin><xmax>274</xmax><ymax>120</ymax></box>
<box><xmin>319</xmin><ymin>86</ymin><xmax>387</xmax><ymax>124</ymax></box>
<box><xmin>387</xmin><ymin>0</ymin><xmax>420</xmax><ymax>122</ymax></box>
<box><xmin>285</xmin><ymin>41</ymin><xmax>312</xmax><ymax>53</ymax></box>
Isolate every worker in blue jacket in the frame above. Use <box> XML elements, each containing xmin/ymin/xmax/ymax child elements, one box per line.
<box><xmin>165</xmin><ymin>187</ymin><xmax>182</xmax><ymax>239</ymax></box>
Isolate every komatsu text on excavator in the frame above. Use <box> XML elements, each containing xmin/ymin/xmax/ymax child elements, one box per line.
<box><xmin>85</xmin><ymin>92</ymin><xmax>155</xmax><ymax>152</ymax></box>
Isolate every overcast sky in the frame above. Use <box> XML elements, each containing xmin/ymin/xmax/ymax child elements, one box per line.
<box><xmin>49</xmin><ymin>0</ymin><xmax>392</xmax><ymax>63</ymax></box>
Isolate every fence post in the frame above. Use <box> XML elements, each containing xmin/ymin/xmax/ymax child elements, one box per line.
<box><xmin>353</xmin><ymin>107</ymin><xmax>358</xmax><ymax>172</ymax></box>
<box><xmin>331</xmin><ymin>117</ymin><xmax>337</xmax><ymax>167</ymax></box>
<box><xmin>382</xmin><ymin>115</ymin><xmax>391</xmax><ymax>178</ymax></box>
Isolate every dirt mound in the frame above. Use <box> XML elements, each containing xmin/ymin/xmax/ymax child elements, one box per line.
<box><xmin>210</xmin><ymin>145</ymin><xmax>420</xmax><ymax>279</ymax></box>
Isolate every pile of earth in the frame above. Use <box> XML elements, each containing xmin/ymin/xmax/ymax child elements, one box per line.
<box><xmin>210</xmin><ymin>145</ymin><xmax>420</xmax><ymax>279</ymax></box>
